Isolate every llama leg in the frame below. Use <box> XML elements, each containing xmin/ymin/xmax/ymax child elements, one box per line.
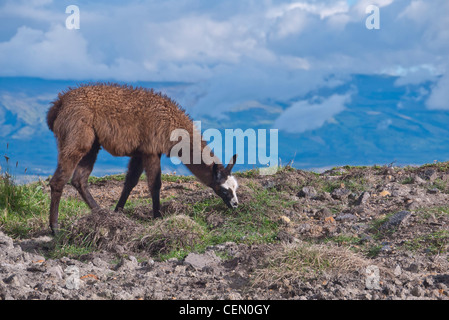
<box><xmin>49</xmin><ymin>128</ymin><xmax>96</xmax><ymax>235</ymax></box>
<box><xmin>143</xmin><ymin>154</ymin><xmax>162</xmax><ymax>219</ymax></box>
<box><xmin>49</xmin><ymin>155</ymin><xmax>84</xmax><ymax>235</ymax></box>
<box><xmin>115</xmin><ymin>155</ymin><xmax>144</xmax><ymax>211</ymax></box>
<box><xmin>71</xmin><ymin>140</ymin><xmax>101</xmax><ymax>209</ymax></box>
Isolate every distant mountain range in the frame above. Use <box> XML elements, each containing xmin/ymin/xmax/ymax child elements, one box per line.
<box><xmin>1</xmin><ymin>75</ymin><xmax>448</xmax><ymax>182</ymax></box>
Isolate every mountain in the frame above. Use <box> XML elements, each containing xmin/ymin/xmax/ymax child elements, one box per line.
<box><xmin>0</xmin><ymin>75</ymin><xmax>447</xmax><ymax>182</ymax></box>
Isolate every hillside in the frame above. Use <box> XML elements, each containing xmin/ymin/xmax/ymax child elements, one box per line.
<box><xmin>1</xmin><ymin>163</ymin><xmax>449</xmax><ymax>300</ymax></box>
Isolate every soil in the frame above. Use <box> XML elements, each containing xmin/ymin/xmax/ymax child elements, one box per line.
<box><xmin>1</xmin><ymin>164</ymin><xmax>449</xmax><ymax>300</ymax></box>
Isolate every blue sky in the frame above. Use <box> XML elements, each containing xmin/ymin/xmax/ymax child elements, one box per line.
<box><xmin>0</xmin><ymin>0</ymin><xmax>448</xmax><ymax>178</ymax></box>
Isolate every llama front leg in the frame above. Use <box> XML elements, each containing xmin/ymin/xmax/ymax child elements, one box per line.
<box><xmin>115</xmin><ymin>156</ymin><xmax>144</xmax><ymax>211</ymax></box>
<box><xmin>143</xmin><ymin>154</ymin><xmax>162</xmax><ymax>219</ymax></box>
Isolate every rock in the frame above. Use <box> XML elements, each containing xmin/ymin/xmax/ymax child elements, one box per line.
<box><xmin>0</xmin><ymin>232</ymin><xmax>14</xmax><ymax>250</ymax></box>
<box><xmin>315</xmin><ymin>207</ymin><xmax>333</xmax><ymax>220</ymax></box>
<box><xmin>379</xmin><ymin>190</ymin><xmax>391</xmax><ymax>197</ymax></box>
<box><xmin>394</xmin><ymin>265</ymin><xmax>402</xmax><ymax>277</ymax></box>
<box><xmin>424</xmin><ymin>277</ymin><xmax>434</xmax><ymax>288</ymax></box>
<box><xmin>419</xmin><ymin>168</ymin><xmax>437</xmax><ymax>182</ymax></box>
<box><xmin>297</xmin><ymin>223</ymin><xmax>311</xmax><ymax>234</ymax></box>
<box><xmin>413</xmin><ymin>175</ymin><xmax>426</xmax><ymax>185</ymax></box>
<box><xmin>3</xmin><ymin>274</ymin><xmax>23</xmax><ymax>287</ymax></box>
<box><xmin>46</xmin><ymin>266</ymin><xmax>64</xmax><ymax>280</ymax></box>
<box><xmin>356</xmin><ymin>191</ymin><xmax>370</xmax><ymax>205</ymax></box>
<box><xmin>183</xmin><ymin>252</ymin><xmax>221</xmax><ymax>270</ymax></box>
<box><xmin>115</xmin><ymin>256</ymin><xmax>139</xmax><ymax>271</ymax></box>
<box><xmin>279</xmin><ymin>215</ymin><xmax>291</xmax><ymax>224</ymax></box>
<box><xmin>335</xmin><ymin>213</ymin><xmax>357</xmax><ymax>222</ymax></box>
<box><xmin>408</xmin><ymin>263</ymin><xmax>420</xmax><ymax>273</ymax></box>
<box><xmin>427</xmin><ymin>188</ymin><xmax>440</xmax><ymax>194</ymax></box>
<box><xmin>359</xmin><ymin>234</ymin><xmax>372</xmax><ymax>243</ymax></box>
<box><xmin>64</xmin><ymin>266</ymin><xmax>80</xmax><ymax>290</ymax></box>
<box><xmin>382</xmin><ymin>284</ymin><xmax>397</xmax><ymax>296</ymax></box>
<box><xmin>379</xmin><ymin>211</ymin><xmax>412</xmax><ymax>231</ymax></box>
<box><xmin>411</xmin><ymin>286</ymin><xmax>423</xmax><ymax>297</ymax></box>
<box><xmin>331</xmin><ymin>188</ymin><xmax>351</xmax><ymax>200</ymax></box>
<box><xmin>227</xmin><ymin>292</ymin><xmax>242</xmax><ymax>300</ymax></box>
<box><xmin>298</xmin><ymin>186</ymin><xmax>317</xmax><ymax>199</ymax></box>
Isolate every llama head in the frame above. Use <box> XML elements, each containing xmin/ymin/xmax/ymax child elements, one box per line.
<box><xmin>212</xmin><ymin>154</ymin><xmax>239</xmax><ymax>209</ymax></box>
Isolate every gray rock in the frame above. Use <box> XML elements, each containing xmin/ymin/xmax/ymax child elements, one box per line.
<box><xmin>0</xmin><ymin>232</ymin><xmax>14</xmax><ymax>250</ymax></box>
<box><xmin>3</xmin><ymin>274</ymin><xmax>23</xmax><ymax>287</ymax></box>
<box><xmin>427</xmin><ymin>188</ymin><xmax>440</xmax><ymax>194</ymax></box>
<box><xmin>413</xmin><ymin>175</ymin><xmax>427</xmax><ymax>185</ymax></box>
<box><xmin>331</xmin><ymin>188</ymin><xmax>351</xmax><ymax>200</ymax></box>
<box><xmin>419</xmin><ymin>168</ymin><xmax>437</xmax><ymax>182</ymax></box>
<box><xmin>380</xmin><ymin>211</ymin><xmax>412</xmax><ymax>231</ymax></box>
<box><xmin>115</xmin><ymin>256</ymin><xmax>139</xmax><ymax>271</ymax></box>
<box><xmin>335</xmin><ymin>213</ymin><xmax>357</xmax><ymax>222</ymax></box>
<box><xmin>315</xmin><ymin>207</ymin><xmax>332</xmax><ymax>220</ymax></box>
<box><xmin>183</xmin><ymin>251</ymin><xmax>221</xmax><ymax>270</ymax></box>
<box><xmin>298</xmin><ymin>186</ymin><xmax>317</xmax><ymax>199</ymax></box>
<box><xmin>356</xmin><ymin>191</ymin><xmax>371</xmax><ymax>205</ymax></box>
<box><xmin>408</xmin><ymin>263</ymin><xmax>420</xmax><ymax>273</ymax></box>
<box><xmin>64</xmin><ymin>266</ymin><xmax>80</xmax><ymax>290</ymax></box>
<box><xmin>423</xmin><ymin>277</ymin><xmax>434</xmax><ymax>288</ymax></box>
<box><xmin>411</xmin><ymin>286</ymin><xmax>423</xmax><ymax>297</ymax></box>
<box><xmin>46</xmin><ymin>266</ymin><xmax>64</xmax><ymax>280</ymax></box>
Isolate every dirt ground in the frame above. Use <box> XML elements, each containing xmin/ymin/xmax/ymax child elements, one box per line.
<box><xmin>1</xmin><ymin>164</ymin><xmax>449</xmax><ymax>300</ymax></box>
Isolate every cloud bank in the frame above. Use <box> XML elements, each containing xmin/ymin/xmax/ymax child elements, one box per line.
<box><xmin>0</xmin><ymin>0</ymin><xmax>448</xmax><ymax>126</ymax></box>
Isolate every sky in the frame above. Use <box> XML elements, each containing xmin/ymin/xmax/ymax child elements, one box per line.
<box><xmin>0</xmin><ymin>0</ymin><xmax>448</xmax><ymax>178</ymax></box>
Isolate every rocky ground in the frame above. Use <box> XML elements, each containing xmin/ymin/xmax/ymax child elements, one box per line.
<box><xmin>1</xmin><ymin>163</ymin><xmax>449</xmax><ymax>300</ymax></box>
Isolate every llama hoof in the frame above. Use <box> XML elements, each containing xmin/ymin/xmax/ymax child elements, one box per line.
<box><xmin>50</xmin><ymin>224</ymin><xmax>59</xmax><ymax>236</ymax></box>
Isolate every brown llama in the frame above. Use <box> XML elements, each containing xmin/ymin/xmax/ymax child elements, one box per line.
<box><xmin>47</xmin><ymin>83</ymin><xmax>238</xmax><ymax>235</ymax></box>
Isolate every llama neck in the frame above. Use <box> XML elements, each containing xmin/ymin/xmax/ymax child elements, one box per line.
<box><xmin>183</xmin><ymin>141</ymin><xmax>219</xmax><ymax>187</ymax></box>
<box><xmin>169</xmin><ymin>118</ymin><xmax>222</xmax><ymax>187</ymax></box>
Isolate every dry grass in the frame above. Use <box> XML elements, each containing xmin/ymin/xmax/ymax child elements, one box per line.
<box><xmin>137</xmin><ymin>214</ymin><xmax>206</xmax><ymax>256</ymax></box>
<box><xmin>60</xmin><ymin>208</ymin><xmax>144</xmax><ymax>251</ymax></box>
<box><xmin>252</xmin><ymin>242</ymin><xmax>370</xmax><ymax>287</ymax></box>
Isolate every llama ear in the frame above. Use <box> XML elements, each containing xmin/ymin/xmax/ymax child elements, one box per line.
<box><xmin>225</xmin><ymin>154</ymin><xmax>238</xmax><ymax>173</ymax></box>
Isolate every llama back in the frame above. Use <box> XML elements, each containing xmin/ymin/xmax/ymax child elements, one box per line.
<box><xmin>48</xmin><ymin>83</ymin><xmax>196</xmax><ymax>157</ymax></box>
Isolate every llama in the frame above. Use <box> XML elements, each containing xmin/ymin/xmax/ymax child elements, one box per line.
<box><xmin>47</xmin><ymin>83</ymin><xmax>238</xmax><ymax>235</ymax></box>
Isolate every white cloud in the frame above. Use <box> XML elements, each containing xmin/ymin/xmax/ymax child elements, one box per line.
<box><xmin>426</xmin><ymin>73</ymin><xmax>449</xmax><ymax>110</ymax></box>
<box><xmin>0</xmin><ymin>0</ymin><xmax>448</xmax><ymax>118</ymax></box>
<box><xmin>273</xmin><ymin>93</ymin><xmax>352</xmax><ymax>133</ymax></box>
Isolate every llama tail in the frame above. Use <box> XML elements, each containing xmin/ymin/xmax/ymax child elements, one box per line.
<box><xmin>47</xmin><ymin>95</ymin><xmax>63</xmax><ymax>132</ymax></box>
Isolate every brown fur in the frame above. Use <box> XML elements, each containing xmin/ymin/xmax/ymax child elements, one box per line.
<box><xmin>47</xmin><ymin>83</ymin><xmax>235</xmax><ymax>234</ymax></box>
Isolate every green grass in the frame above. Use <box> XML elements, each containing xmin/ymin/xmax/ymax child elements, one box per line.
<box><xmin>0</xmin><ymin>166</ymin><xmax>91</xmax><ymax>239</ymax></box>
<box><xmin>324</xmin><ymin>234</ymin><xmax>361</xmax><ymax>246</ymax></box>
<box><xmin>0</xmin><ymin>180</ymin><xmax>90</xmax><ymax>239</ymax></box>
<box><xmin>404</xmin><ymin>230</ymin><xmax>449</xmax><ymax>255</ymax></box>
<box><xmin>88</xmin><ymin>173</ymin><xmax>196</xmax><ymax>184</ymax></box>
<box><xmin>428</xmin><ymin>178</ymin><xmax>449</xmax><ymax>193</ymax></box>
<box><xmin>155</xmin><ymin>183</ymin><xmax>292</xmax><ymax>260</ymax></box>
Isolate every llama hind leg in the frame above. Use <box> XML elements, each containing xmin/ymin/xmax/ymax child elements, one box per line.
<box><xmin>143</xmin><ymin>154</ymin><xmax>162</xmax><ymax>219</ymax></box>
<box><xmin>71</xmin><ymin>140</ymin><xmax>101</xmax><ymax>209</ymax></box>
<box><xmin>49</xmin><ymin>129</ymin><xmax>96</xmax><ymax>235</ymax></box>
<box><xmin>49</xmin><ymin>154</ymin><xmax>84</xmax><ymax>235</ymax></box>
<box><xmin>115</xmin><ymin>155</ymin><xmax>144</xmax><ymax>211</ymax></box>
